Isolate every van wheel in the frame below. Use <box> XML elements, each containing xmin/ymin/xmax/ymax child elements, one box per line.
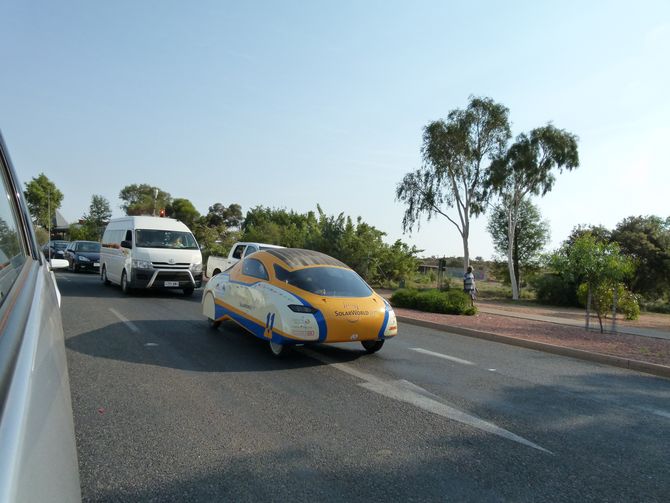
<box><xmin>101</xmin><ymin>266</ymin><xmax>111</xmax><ymax>286</ymax></box>
<box><xmin>183</xmin><ymin>287</ymin><xmax>194</xmax><ymax>297</ymax></box>
<box><xmin>361</xmin><ymin>340</ymin><xmax>384</xmax><ymax>354</ymax></box>
<box><xmin>121</xmin><ymin>270</ymin><xmax>132</xmax><ymax>294</ymax></box>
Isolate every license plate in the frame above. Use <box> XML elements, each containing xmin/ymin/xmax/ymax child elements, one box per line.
<box><xmin>164</xmin><ymin>281</ymin><xmax>179</xmax><ymax>287</ymax></box>
<box><xmin>94</xmin><ymin>262</ymin><xmax>99</xmax><ymax>267</ymax></box>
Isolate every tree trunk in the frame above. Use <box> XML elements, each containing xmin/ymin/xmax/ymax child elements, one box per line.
<box><xmin>513</xmin><ymin>231</ymin><xmax>520</xmax><ymax>295</ymax></box>
<box><xmin>462</xmin><ymin>232</ymin><xmax>470</xmax><ymax>271</ymax></box>
<box><xmin>507</xmin><ymin>208</ymin><xmax>519</xmax><ymax>300</ymax></box>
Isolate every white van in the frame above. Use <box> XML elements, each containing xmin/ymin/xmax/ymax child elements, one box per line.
<box><xmin>100</xmin><ymin>216</ymin><xmax>203</xmax><ymax>296</ymax></box>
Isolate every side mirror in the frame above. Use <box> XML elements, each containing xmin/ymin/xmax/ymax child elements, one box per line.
<box><xmin>121</xmin><ymin>240</ymin><xmax>132</xmax><ymax>249</ymax></box>
<box><xmin>49</xmin><ymin>258</ymin><xmax>69</xmax><ymax>270</ymax></box>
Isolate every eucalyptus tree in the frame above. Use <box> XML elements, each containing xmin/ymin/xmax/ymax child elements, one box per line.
<box><xmin>24</xmin><ymin>173</ymin><xmax>63</xmax><ymax>229</ymax></box>
<box><xmin>396</xmin><ymin>96</ymin><xmax>511</xmax><ymax>269</ymax></box>
<box><xmin>487</xmin><ymin>125</ymin><xmax>579</xmax><ymax>299</ymax></box>
<box><xmin>487</xmin><ymin>199</ymin><xmax>550</xmax><ymax>291</ymax></box>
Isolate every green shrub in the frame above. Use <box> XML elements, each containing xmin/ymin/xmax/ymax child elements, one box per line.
<box><xmin>390</xmin><ymin>288</ymin><xmax>475</xmax><ymax>315</ymax></box>
<box><xmin>576</xmin><ymin>283</ymin><xmax>640</xmax><ymax>321</ymax></box>
<box><xmin>640</xmin><ymin>298</ymin><xmax>670</xmax><ymax>314</ymax></box>
<box><xmin>532</xmin><ymin>274</ymin><xmax>578</xmax><ymax>306</ymax></box>
<box><xmin>390</xmin><ymin>289</ymin><xmax>418</xmax><ymax>307</ymax></box>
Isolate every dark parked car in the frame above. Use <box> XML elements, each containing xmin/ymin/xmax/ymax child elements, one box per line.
<box><xmin>64</xmin><ymin>240</ymin><xmax>101</xmax><ymax>272</ymax></box>
<box><xmin>42</xmin><ymin>239</ymin><xmax>70</xmax><ymax>259</ymax></box>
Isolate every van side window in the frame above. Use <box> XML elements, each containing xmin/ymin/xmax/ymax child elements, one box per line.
<box><xmin>125</xmin><ymin>230</ymin><xmax>132</xmax><ymax>243</ymax></box>
<box><xmin>0</xmin><ymin>163</ymin><xmax>28</xmax><ymax>307</ymax></box>
<box><xmin>232</xmin><ymin>245</ymin><xmax>245</xmax><ymax>259</ymax></box>
<box><xmin>242</xmin><ymin>258</ymin><xmax>269</xmax><ymax>281</ymax></box>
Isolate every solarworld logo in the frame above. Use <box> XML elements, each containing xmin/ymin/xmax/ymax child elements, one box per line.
<box><xmin>334</xmin><ymin>303</ymin><xmax>370</xmax><ymax>323</ymax></box>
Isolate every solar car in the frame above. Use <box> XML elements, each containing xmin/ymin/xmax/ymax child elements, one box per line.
<box><xmin>202</xmin><ymin>248</ymin><xmax>397</xmax><ymax>356</ymax></box>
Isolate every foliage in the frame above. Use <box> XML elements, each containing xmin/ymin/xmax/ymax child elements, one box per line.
<box><xmin>610</xmin><ymin>215</ymin><xmax>670</xmax><ymax>298</ymax></box>
<box><xmin>119</xmin><ymin>184</ymin><xmax>171</xmax><ymax>216</ymax></box>
<box><xmin>85</xmin><ymin>195</ymin><xmax>112</xmax><ymax>227</ymax></box>
<box><xmin>78</xmin><ymin>194</ymin><xmax>112</xmax><ymax>240</ymax></box>
<box><xmin>68</xmin><ymin>222</ymin><xmax>99</xmax><ymax>241</ymax></box>
<box><xmin>390</xmin><ymin>289</ymin><xmax>476</xmax><ymax>315</ymax></box>
<box><xmin>206</xmin><ymin>203</ymin><xmax>243</xmax><ymax>228</ymax></box>
<box><xmin>486</xmin><ymin>124</ymin><xmax>579</xmax><ymax>300</ymax></box>
<box><xmin>34</xmin><ymin>227</ymin><xmax>49</xmax><ymax>246</ymax></box>
<box><xmin>240</xmin><ymin>206</ymin><xmax>420</xmax><ymax>284</ymax></box>
<box><xmin>552</xmin><ymin>233</ymin><xmax>634</xmax><ymax>332</ymax></box>
<box><xmin>577</xmin><ymin>282</ymin><xmax>640</xmax><ymax>321</ymax></box>
<box><xmin>487</xmin><ymin>199</ymin><xmax>549</xmax><ymax>288</ymax></box>
<box><xmin>531</xmin><ymin>274</ymin><xmax>578</xmax><ymax>306</ymax></box>
<box><xmin>396</xmin><ymin>96</ymin><xmax>511</xmax><ymax>268</ymax></box>
<box><xmin>0</xmin><ymin>218</ymin><xmax>21</xmax><ymax>258</ymax></box>
<box><xmin>565</xmin><ymin>224</ymin><xmax>611</xmax><ymax>248</ymax></box>
<box><xmin>167</xmin><ymin>198</ymin><xmax>201</xmax><ymax>229</ymax></box>
<box><xmin>23</xmin><ymin>173</ymin><xmax>64</xmax><ymax>229</ymax></box>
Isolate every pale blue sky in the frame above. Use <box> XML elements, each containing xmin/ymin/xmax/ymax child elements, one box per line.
<box><xmin>2</xmin><ymin>0</ymin><xmax>668</xmax><ymax>258</ymax></box>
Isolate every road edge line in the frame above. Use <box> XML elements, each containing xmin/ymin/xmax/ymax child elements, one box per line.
<box><xmin>397</xmin><ymin>316</ymin><xmax>670</xmax><ymax>379</ymax></box>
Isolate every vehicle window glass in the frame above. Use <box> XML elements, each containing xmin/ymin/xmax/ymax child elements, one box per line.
<box><xmin>273</xmin><ymin>265</ymin><xmax>372</xmax><ymax>297</ymax></box>
<box><xmin>243</xmin><ymin>245</ymin><xmax>258</xmax><ymax>257</ymax></box>
<box><xmin>242</xmin><ymin>258</ymin><xmax>269</xmax><ymax>281</ymax></box>
<box><xmin>125</xmin><ymin>230</ymin><xmax>132</xmax><ymax>242</ymax></box>
<box><xmin>0</xmin><ymin>167</ymin><xmax>28</xmax><ymax>306</ymax></box>
<box><xmin>135</xmin><ymin>229</ymin><xmax>198</xmax><ymax>249</ymax></box>
<box><xmin>232</xmin><ymin>245</ymin><xmax>245</xmax><ymax>259</ymax></box>
<box><xmin>77</xmin><ymin>242</ymin><xmax>100</xmax><ymax>252</ymax></box>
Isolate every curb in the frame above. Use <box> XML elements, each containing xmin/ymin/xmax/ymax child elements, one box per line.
<box><xmin>397</xmin><ymin>316</ymin><xmax>670</xmax><ymax>379</ymax></box>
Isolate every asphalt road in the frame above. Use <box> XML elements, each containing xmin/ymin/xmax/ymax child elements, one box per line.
<box><xmin>59</xmin><ymin>271</ymin><xmax>670</xmax><ymax>502</ymax></box>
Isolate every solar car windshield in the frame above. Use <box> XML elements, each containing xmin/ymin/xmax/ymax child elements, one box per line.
<box><xmin>274</xmin><ymin>265</ymin><xmax>372</xmax><ymax>297</ymax></box>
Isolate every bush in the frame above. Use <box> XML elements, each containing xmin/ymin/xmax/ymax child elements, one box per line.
<box><xmin>390</xmin><ymin>288</ymin><xmax>476</xmax><ymax>315</ymax></box>
<box><xmin>640</xmin><ymin>298</ymin><xmax>670</xmax><ymax>314</ymax></box>
<box><xmin>532</xmin><ymin>274</ymin><xmax>578</xmax><ymax>307</ymax></box>
<box><xmin>577</xmin><ymin>283</ymin><xmax>640</xmax><ymax>321</ymax></box>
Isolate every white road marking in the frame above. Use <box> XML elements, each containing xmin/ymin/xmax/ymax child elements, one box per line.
<box><xmin>144</xmin><ymin>342</ymin><xmax>158</xmax><ymax>347</ymax></box>
<box><xmin>302</xmin><ymin>348</ymin><xmax>551</xmax><ymax>454</ymax></box>
<box><xmin>109</xmin><ymin>308</ymin><xmax>140</xmax><ymax>333</ymax></box>
<box><xmin>488</xmin><ymin>369</ymin><xmax>497</xmax><ymax>372</ymax></box>
<box><xmin>637</xmin><ymin>406</ymin><xmax>670</xmax><ymax>420</ymax></box>
<box><xmin>409</xmin><ymin>347</ymin><xmax>474</xmax><ymax>366</ymax></box>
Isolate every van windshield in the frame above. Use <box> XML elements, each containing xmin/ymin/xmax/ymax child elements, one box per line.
<box><xmin>135</xmin><ymin>229</ymin><xmax>198</xmax><ymax>250</ymax></box>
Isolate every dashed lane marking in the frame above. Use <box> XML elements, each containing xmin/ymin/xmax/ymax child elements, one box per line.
<box><xmin>109</xmin><ymin>308</ymin><xmax>140</xmax><ymax>333</ymax></box>
<box><xmin>409</xmin><ymin>347</ymin><xmax>475</xmax><ymax>366</ymax></box>
<box><xmin>301</xmin><ymin>348</ymin><xmax>551</xmax><ymax>454</ymax></box>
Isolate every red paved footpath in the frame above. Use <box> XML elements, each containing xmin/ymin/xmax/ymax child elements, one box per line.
<box><xmin>394</xmin><ymin>306</ymin><xmax>670</xmax><ymax>368</ymax></box>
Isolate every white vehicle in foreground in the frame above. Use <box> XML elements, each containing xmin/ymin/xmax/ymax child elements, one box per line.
<box><xmin>205</xmin><ymin>241</ymin><xmax>282</xmax><ymax>277</ymax></box>
<box><xmin>100</xmin><ymin>216</ymin><xmax>203</xmax><ymax>296</ymax></box>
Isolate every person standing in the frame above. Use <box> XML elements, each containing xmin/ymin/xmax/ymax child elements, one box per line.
<box><xmin>463</xmin><ymin>266</ymin><xmax>477</xmax><ymax>306</ymax></box>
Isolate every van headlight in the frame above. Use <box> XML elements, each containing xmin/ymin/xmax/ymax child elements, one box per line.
<box><xmin>191</xmin><ymin>262</ymin><xmax>203</xmax><ymax>273</ymax></box>
<box><xmin>132</xmin><ymin>259</ymin><xmax>153</xmax><ymax>269</ymax></box>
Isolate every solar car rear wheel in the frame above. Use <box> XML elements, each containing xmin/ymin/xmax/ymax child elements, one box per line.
<box><xmin>269</xmin><ymin>341</ymin><xmax>289</xmax><ymax>357</ymax></box>
<box><xmin>361</xmin><ymin>340</ymin><xmax>384</xmax><ymax>354</ymax></box>
<box><xmin>208</xmin><ymin>318</ymin><xmax>221</xmax><ymax>330</ymax></box>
